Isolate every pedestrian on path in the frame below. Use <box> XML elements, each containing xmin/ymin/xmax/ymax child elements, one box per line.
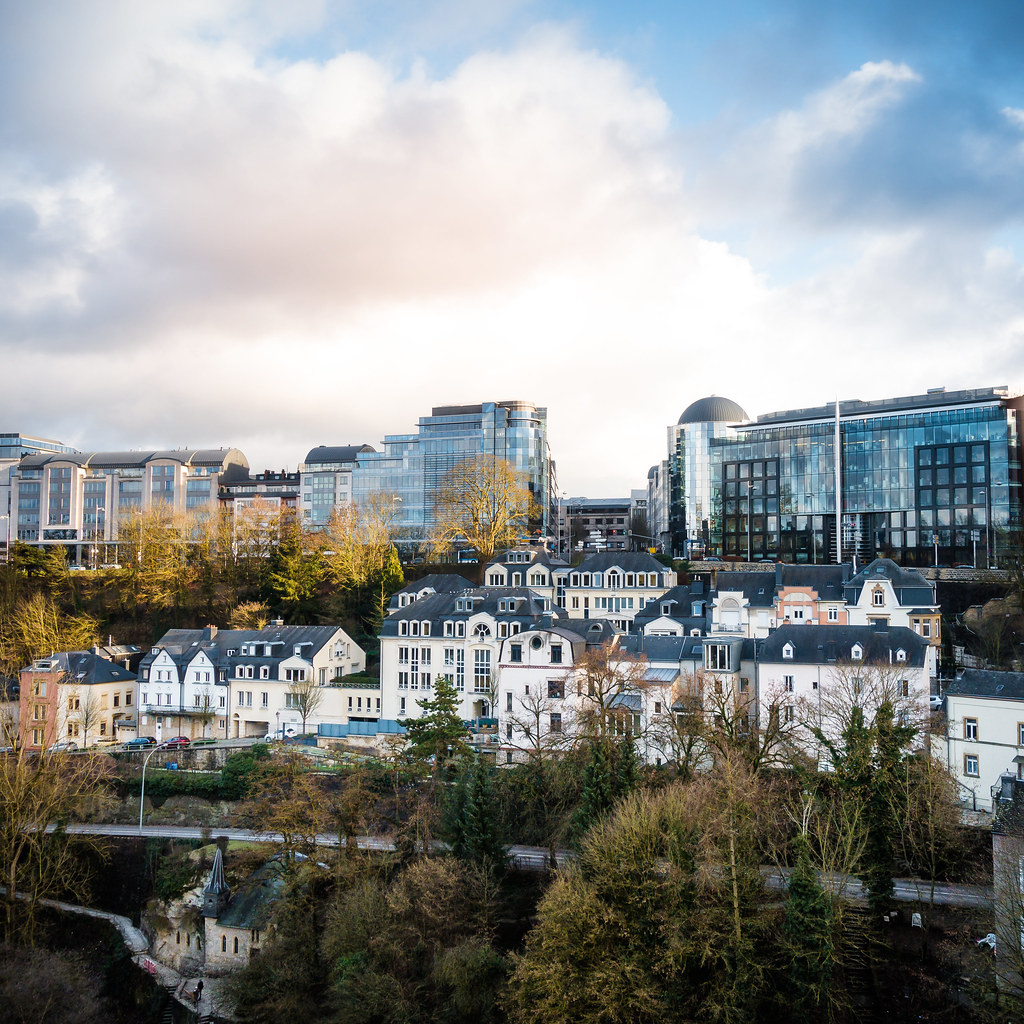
<box><xmin>194</xmin><ymin>979</ymin><xmax>204</xmax><ymax>1008</ymax></box>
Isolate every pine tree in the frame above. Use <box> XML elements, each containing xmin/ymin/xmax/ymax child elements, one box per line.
<box><xmin>614</xmin><ymin>733</ymin><xmax>640</xmax><ymax>799</ymax></box>
<box><xmin>572</xmin><ymin>738</ymin><xmax>615</xmax><ymax>841</ymax></box>
<box><xmin>447</xmin><ymin>756</ymin><xmax>507</xmax><ymax>871</ymax></box>
<box><xmin>783</xmin><ymin>834</ymin><xmax>835</xmax><ymax>1016</ymax></box>
<box><xmin>403</xmin><ymin>675</ymin><xmax>471</xmax><ymax>766</ymax></box>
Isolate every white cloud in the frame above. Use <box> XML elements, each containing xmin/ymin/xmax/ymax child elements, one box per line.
<box><xmin>1</xmin><ymin>9</ymin><xmax>1022</xmax><ymax>496</ymax></box>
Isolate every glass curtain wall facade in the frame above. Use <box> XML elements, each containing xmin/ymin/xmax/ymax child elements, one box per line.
<box><xmin>706</xmin><ymin>388</ymin><xmax>1022</xmax><ymax>566</ymax></box>
<box><xmin>352</xmin><ymin>402</ymin><xmax>551</xmax><ymax>549</ymax></box>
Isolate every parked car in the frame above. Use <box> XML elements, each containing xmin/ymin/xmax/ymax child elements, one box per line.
<box><xmin>263</xmin><ymin>726</ymin><xmax>299</xmax><ymax>741</ymax></box>
<box><xmin>92</xmin><ymin>736</ymin><xmax>122</xmax><ymax>748</ymax></box>
<box><xmin>47</xmin><ymin>740</ymin><xmax>79</xmax><ymax>753</ymax></box>
<box><xmin>704</xmin><ymin>555</ymin><xmax>724</xmax><ymax>562</ymax></box>
<box><xmin>164</xmin><ymin>736</ymin><xmax>191</xmax><ymax>749</ymax></box>
<box><xmin>68</xmin><ymin>564</ymin><xmax>87</xmax><ymax>572</ymax></box>
<box><xmin>929</xmin><ymin>694</ymin><xmax>943</xmax><ymax>711</ymax></box>
<box><xmin>125</xmin><ymin>736</ymin><xmax>157</xmax><ymax>749</ymax></box>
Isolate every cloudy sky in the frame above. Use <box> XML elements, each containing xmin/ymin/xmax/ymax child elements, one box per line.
<box><xmin>2</xmin><ymin>1</ymin><xmax>1022</xmax><ymax>495</ymax></box>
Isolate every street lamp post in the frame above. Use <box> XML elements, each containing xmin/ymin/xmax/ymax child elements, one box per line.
<box><xmin>139</xmin><ymin>741</ymin><xmax>172</xmax><ymax>833</ymax></box>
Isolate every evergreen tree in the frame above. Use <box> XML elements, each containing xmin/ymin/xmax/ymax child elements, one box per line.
<box><xmin>447</xmin><ymin>756</ymin><xmax>507</xmax><ymax>871</ymax></box>
<box><xmin>614</xmin><ymin>733</ymin><xmax>640</xmax><ymax>797</ymax></box>
<box><xmin>403</xmin><ymin>675</ymin><xmax>471</xmax><ymax>766</ymax></box>
<box><xmin>783</xmin><ymin>834</ymin><xmax>835</xmax><ymax>1016</ymax></box>
<box><xmin>863</xmin><ymin>701</ymin><xmax>914</xmax><ymax>915</ymax></box>
<box><xmin>572</xmin><ymin>738</ymin><xmax>615</xmax><ymax>841</ymax></box>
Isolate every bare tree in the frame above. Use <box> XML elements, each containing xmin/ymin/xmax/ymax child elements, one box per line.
<box><xmin>229</xmin><ymin>600</ymin><xmax>270</xmax><ymax>630</ymax></box>
<box><xmin>572</xmin><ymin>646</ymin><xmax>649</xmax><ymax>740</ymax></box>
<box><xmin>506</xmin><ymin>686</ymin><xmax>571</xmax><ymax>761</ymax></box>
<box><xmin>193</xmin><ymin>684</ymin><xmax>217</xmax><ymax>739</ymax></box>
<box><xmin>429</xmin><ymin>457</ymin><xmax>538</xmax><ymax>565</ymax></box>
<box><xmin>288</xmin><ymin>671</ymin><xmax>324</xmax><ymax>738</ymax></box>
<box><xmin>0</xmin><ymin>593</ymin><xmax>99</xmax><ymax>678</ymax></box>
<box><xmin>0</xmin><ymin>749</ymin><xmax>113</xmax><ymax>941</ymax></box>
<box><xmin>645</xmin><ymin>673</ymin><xmax>707</xmax><ymax>778</ymax></box>
<box><xmin>68</xmin><ymin>686</ymin><xmax>103</xmax><ymax>748</ymax></box>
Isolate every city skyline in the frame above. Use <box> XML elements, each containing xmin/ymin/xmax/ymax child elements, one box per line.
<box><xmin>2</xmin><ymin>1</ymin><xmax>1022</xmax><ymax>495</ymax></box>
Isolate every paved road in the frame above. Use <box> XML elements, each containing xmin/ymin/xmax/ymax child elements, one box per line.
<box><xmin>59</xmin><ymin>824</ymin><xmax>992</xmax><ymax>907</ymax></box>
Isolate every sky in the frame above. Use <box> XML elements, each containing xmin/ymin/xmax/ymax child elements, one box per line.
<box><xmin>2</xmin><ymin>0</ymin><xmax>1023</xmax><ymax>495</ymax></box>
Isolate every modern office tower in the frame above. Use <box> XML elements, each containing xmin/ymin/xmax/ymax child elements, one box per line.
<box><xmin>665</xmin><ymin>386</ymin><xmax>1022</xmax><ymax>566</ymax></box>
<box><xmin>666</xmin><ymin>396</ymin><xmax>750</xmax><ymax>557</ymax></box>
<box><xmin>0</xmin><ymin>434</ymin><xmax>77</xmax><ymax>549</ymax></box>
<box><xmin>10</xmin><ymin>448</ymin><xmax>249</xmax><ymax>554</ymax></box>
<box><xmin>352</xmin><ymin>401</ymin><xmax>553</xmax><ymax>549</ymax></box>
<box><xmin>298</xmin><ymin>445</ymin><xmax>376</xmax><ymax>527</ymax></box>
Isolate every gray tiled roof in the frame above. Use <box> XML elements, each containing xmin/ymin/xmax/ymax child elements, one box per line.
<box><xmin>843</xmin><ymin>558</ymin><xmax>936</xmax><ymax>607</ymax></box>
<box><xmin>759</xmin><ymin>624</ymin><xmax>928</xmax><ymax>667</ymax></box>
<box><xmin>714</xmin><ymin>572</ymin><xmax>777</xmax><ymax>607</ymax></box>
<box><xmin>947</xmin><ymin>669</ymin><xmax>1024</xmax><ymax>700</ymax></box>
<box><xmin>381</xmin><ymin>588</ymin><xmax>559</xmax><ymax>635</ymax></box>
<box><xmin>573</xmin><ymin>552</ymin><xmax>671</xmax><ymax>574</ymax></box>
<box><xmin>140</xmin><ymin>624</ymin><xmax>344</xmax><ymax>673</ymax></box>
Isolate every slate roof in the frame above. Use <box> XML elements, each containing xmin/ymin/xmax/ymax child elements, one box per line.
<box><xmin>216</xmin><ymin>859</ymin><xmax>286</xmax><ymax>930</ymax></box>
<box><xmin>946</xmin><ymin>669</ymin><xmax>1024</xmax><ymax>701</ymax></box>
<box><xmin>484</xmin><ymin>548</ymin><xmax>568</xmax><ymax>572</ymax></box>
<box><xmin>25</xmin><ymin>650</ymin><xmax>137</xmax><ymax>683</ymax></box>
<box><xmin>759</xmin><ymin>624</ymin><xmax>928</xmax><ymax>667</ymax></box>
<box><xmin>140</xmin><ymin>624</ymin><xmax>345</xmax><ymax>675</ymax></box>
<box><xmin>303</xmin><ymin>444</ymin><xmax>375</xmax><ymax>464</ymax></box>
<box><xmin>381</xmin><ymin>588</ymin><xmax>560</xmax><ymax>635</ymax></box>
<box><xmin>18</xmin><ymin>448</ymin><xmax>248</xmax><ymax>471</ymax></box>
<box><xmin>777</xmin><ymin>563</ymin><xmax>851</xmax><ymax>594</ymax></box>
<box><xmin>714</xmin><ymin>572</ymin><xmax>777</xmax><ymax>607</ymax></box>
<box><xmin>843</xmin><ymin>558</ymin><xmax>936</xmax><ymax>607</ymax></box>
<box><xmin>618</xmin><ymin>635</ymin><xmax>705</xmax><ymax>663</ymax></box>
<box><xmin>390</xmin><ymin>574</ymin><xmax>476</xmax><ymax>607</ymax></box>
<box><xmin>571</xmin><ymin>551</ymin><xmax>671</xmax><ymax>575</ymax></box>
<box><xmin>635</xmin><ymin>583</ymin><xmax>709</xmax><ymax>630</ymax></box>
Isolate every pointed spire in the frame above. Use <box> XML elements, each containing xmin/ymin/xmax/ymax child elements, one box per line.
<box><xmin>202</xmin><ymin>847</ymin><xmax>230</xmax><ymax>918</ymax></box>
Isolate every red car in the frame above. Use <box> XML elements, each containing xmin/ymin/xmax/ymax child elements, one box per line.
<box><xmin>164</xmin><ymin>736</ymin><xmax>191</xmax><ymax>749</ymax></box>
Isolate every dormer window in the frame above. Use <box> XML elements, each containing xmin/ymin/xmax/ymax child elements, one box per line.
<box><xmin>872</xmin><ymin>588</ymin><xmax>884</xmax><ymax>607</ymax></box>
<box><xmin>456</xmin><ymin>622</ymin><xmax>466</xmax><ymax>637</ymax></box>
<box><xmin>782</xmin><ymin>643</ymin><xmax>794</xmax><ymax>660</ymax></box>
<box><xmin>399</xmin><ymin>621</ymin><xmax>409</xmax><ymax>636</ymax></box>
<box><xmin>512</xmin><ymin>573</ymin><xmax>522</xmax><ymax>587</ymax></box>
<box><xmin>444</xmin><ymin>621</ymin><xmax>454</xmax><ymax>637</ymax></box>
<box><xmin>662</xmin><ymin>603</ymin><xmax>672</xmax><ymax>615</ymax></box>
<box><xmin>895</xmin><ymin>648</ymin><xmax>906</xmax><ymax>662</ymax></box>
<box><xmin>851</xmin><ymin>644</ymin><xmax>863</xmax><ymax>661</ymax></box>
<box><xmin>488</xmin><ymin>574</ymin><xmax>502</xmax><ymax>586</ymax></box>
<box><xmin>410</xmin><ymin>621</ymin><xmax>420</xmax><ymax>637</ymax></box>
<box><xmin>422</xmin><ymin>621</ymin><xmax>430</xmax><ymax>637</ymax></box>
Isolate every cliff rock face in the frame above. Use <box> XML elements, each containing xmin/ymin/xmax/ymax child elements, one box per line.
<box><xmin>143</xmin><ymin>885</ymin><xmax>205</xmax><ymax>975</ymax></box>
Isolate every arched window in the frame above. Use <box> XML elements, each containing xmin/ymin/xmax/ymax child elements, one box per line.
<box><xmin>473</xmin><ymin>623</ymin><xmax>491</xmax><ymax>638</ymax></box>
<box><xmin>222</xmin><ymin>935</ymin><xmax>227</xmax><ymax>952</ymax></box>
<box><xmin>233</xmin><ymin>936</ymin><xmax>239</xmax><ymax>954</ymax></box>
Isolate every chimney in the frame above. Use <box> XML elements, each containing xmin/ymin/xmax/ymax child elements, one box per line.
<box><xmin>203</xmin><ymin>625</ymin><xmax>218</xmax><ymax>640</ymax></box>
<box><xmin>270</xmin><ymin>618</ymin><xmax>284</xmax><ymax>627</ymax></box>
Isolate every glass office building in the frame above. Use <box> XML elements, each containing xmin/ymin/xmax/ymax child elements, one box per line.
<box><xmin>352</xmin><ymin>401</ymin><xmax>552</xmax><ymax>548</ymax></box>
<box><xmin>672</xmin><ymin>387</ymin><xmax>1022</xmax><ymax>566</ymax></box>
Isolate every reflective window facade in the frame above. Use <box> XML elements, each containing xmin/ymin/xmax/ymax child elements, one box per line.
<box><xmin>700</xmin><ymin>388</ymin><xmax>1022</xmax><ymax>565</ymax></box>
<box><xmin>352</xmin><ymin>402</ymin><xmax>552</xmax><ymax>548</ymax></box>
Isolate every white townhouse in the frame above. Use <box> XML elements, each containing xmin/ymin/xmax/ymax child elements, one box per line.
<box><xmin>556</xmin><ymin>552</ymin><xmax>676</xmax><ymax>632</ymax></box>
<box><xmin>495</xmin><ymin>625</ymin><xmax>587</xmax><ymax>764</ymax></box>
<box><xmin>843</xmin><ymin>559</ymin><xmax>941</xmax><ymax>674</ymax></box>
<box><xmin>378</xmin><ymin>586</ymin><xmax>560</xmax><ymax>724</ymax></box>
<box><xmin>482</xmin><ymin>548</ymin><xmax>568</xmax><ymax>608</ymax></box>
<box><xmin>632</xmin><ymin>582</ymin><xmax>710</xmax><ymax>638</ymax></box>
<box><xmin>757</xmin><ymin>624</ymin><xmax>930</xmax><ymax>764</ymax></box>
<box><xmin>945</xmin><ymin>669</ymin><xmax>1024</xmax><ymax>813</ymax></box>
<box><xmin>137</xmin><ymin>623</ymin><xmax>366</xmax><ymax>740</ymax></box>
<box><xmin>710</xmin><ymin>571</ymin><xmax>777</xmax><ymax>638</ymax></box>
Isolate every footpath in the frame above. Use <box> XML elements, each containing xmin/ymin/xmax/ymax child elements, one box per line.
<box><xmin>4</xmin><ymin>889</ymin><xmax>234</xmax><ymax>1020</ymax></box>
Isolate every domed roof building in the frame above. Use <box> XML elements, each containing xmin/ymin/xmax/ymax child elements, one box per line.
<box><xmin>678</xmin><ymin>396</ymin><xmax>748</xmax><ymax>425</ymax></box>
<box><xmin>656</xmin><ymin>396</ymin><xmax>749</xmax><ymax>558</ymax></box>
